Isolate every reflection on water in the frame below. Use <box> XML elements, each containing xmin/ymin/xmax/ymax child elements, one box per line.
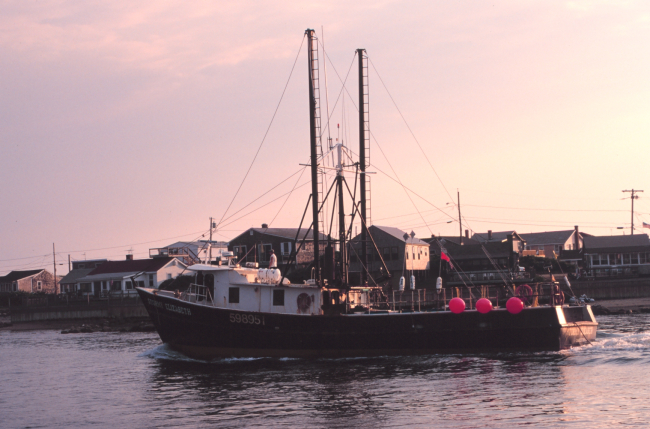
<box><xmin>141</xmin><ymin>347</ymin><xmax>570</xmax><ymax>427</ymax></box>
<box><xmin>2</xmin><ymin>315</ymin><xmax>650</xmax><ymax>428</ymax></box>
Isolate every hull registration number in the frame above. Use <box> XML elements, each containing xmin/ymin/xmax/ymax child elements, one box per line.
<box><xmin>230</xmin><ymin>313</ymin><xmax>265</xmax><ymax>325</ymax></box>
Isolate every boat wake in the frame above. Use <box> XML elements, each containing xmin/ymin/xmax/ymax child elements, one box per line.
<box><xmin>139</xmin><ymin>344</ymin><xmax>205</xmax><ymax>362</ymax></box>
<box><xmin>139</xmin><ymin>344</ymin><xmax>302</xmax><ymax>364</ymax></box>
<box><xmin>565</xmin><ymin>326</ymin><xmax>650</xmax><ymax>365</ymax></box>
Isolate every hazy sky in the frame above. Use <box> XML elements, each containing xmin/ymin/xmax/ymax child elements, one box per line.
<box><xmin>2</xmin><ymin>0</ymin><xmax>650</xmax><ymax>275</ymax></box>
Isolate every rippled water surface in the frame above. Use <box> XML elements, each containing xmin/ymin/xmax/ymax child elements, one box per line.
<box><xmin>2</xmin><ymin>315</ymin><xmax>650</xmax><ymax>428</ymax></box>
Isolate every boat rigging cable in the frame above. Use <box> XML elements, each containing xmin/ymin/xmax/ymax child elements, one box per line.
<box><xmin>366</xmin><ymin>59</ymin><xmax>513</xmax><ymax>291</ymax></box>
<box><xmin>369</xmin><ymin>56</ymin><xmax>523</xmax><ymax>288</ymax></box>
<box><xmin>214</xmin><ymin>34</ymin><xmax>307</xmax><ymax>233</ymax></box>
<box><xmin>216</xmin><ymin>167</ymin><xmax>306</xmax><ymax>226</ymax></box>
<box><xmin>317</xmin><ymin>50</ymin><xmax>476</xmax><ymax>287</ymax></box>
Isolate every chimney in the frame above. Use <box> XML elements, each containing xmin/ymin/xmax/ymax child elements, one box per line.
<box><xmin>126</xmin><ymin>254</ymin><xmax>133</xmax><ymax>261</ymax></box>
<box><xmin>574</xmin><ymin>225</ymin><xmax>580</xmax><ymax>250</ymax></box>
<box><xmin>488</xmin><ymin>230</ymin><xmax>492</xmax><ymax>241</ymax></box>
<box><xmin>465</xmin><ymin>230</ymin><xmax>469</xmax><ymax>239</ymax></box>
<box><xmin>261</xmin><ymin>223</ymin><xmax>268</xmax><ymax>229</ymax></box>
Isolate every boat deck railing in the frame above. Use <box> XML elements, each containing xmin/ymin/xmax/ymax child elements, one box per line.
<box><xmin>384</xmin><ymin>282</ymin><xmax>574</xmax><ymax>312</ymax></box>
<box><xmin>179</xmin><ymin>283</ymin><xmax>214</xmax><ymax>305</ymax></box>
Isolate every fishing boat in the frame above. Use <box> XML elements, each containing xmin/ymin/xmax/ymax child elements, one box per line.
<box><xmin>137</xmin><ymin>30</ymin><xmax>597</xmax><ymax>358</ymax></box>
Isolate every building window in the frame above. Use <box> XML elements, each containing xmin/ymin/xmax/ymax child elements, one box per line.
<box><xmin>260</xmin><ymin>244</ymin><xmax>273</xmax><ymax>263</ymax></box>
<box><xmin>149</xmin><ymin>274</ymin><xmax>154</xmax><ymax>287</ymax></box>
<box><xmin>592</xmin><ymin>255</ymin><xmax>600</xmax><ymax>266</ymax></box>
<box><xmin>273</xmin><ymin>289</ymin><xmax>285</xmax><ymax>306</ymax></box>
<box><xmin>624</xmin><ymin>254</ymin><xmax>631</xmax><ymax>265</ymax></box>
<box><xmin>125</xmin><ymin>281</ymin><xmax>133</xmax><ymax>290</ymax></box>
<box><xmin>78</xmin><ymin>264</ymin><xmax>85</xmax><ymax>269</ymax></box>
<box><xmin>383</xmin><ymin>247</ymin><xmax>391</xmax><ymax>261</ymax></box>
<box><xmin>167</xmin><ymin>273</ymin><xmax>172</xmax><ymax>280</ymax></box>
<box><xmin>280</xmin><ymin>242</ymin><xmax>292</xmax><ymax>256</ymax></box>
<box><xmin>111</xmin><ymin>280</ymin><xmax>121</xmax><ymax>291</ymax></box>
<box><xmin>37</xmin><ymin>281</ymin><xmax>42</xmax><ymax>291</ymax></box>
<box><xmin>229</xmin><ymin>287</ymin><xmax>240</xmax><ymax>303</ymax></box>
<box><xmin>391</xmin><ymin>247</ymin><xmax>398</xmax><ymax>260</ymax></box>
<box><xmin>233</xmin><ymin>245</ymin><xmax>247</xmax><ymax>262</ymax></box>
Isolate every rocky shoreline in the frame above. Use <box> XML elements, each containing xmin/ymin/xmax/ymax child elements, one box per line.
<box><xmin>591</xmin><ymin>305</ymin><xmax>650</xmax><ymax>315</ymax></box>
<box><xmin>0</xmin><ymin>315</ymin><xmax>154</xmax><ymax>333</ymax></box>
<box><xmin>60</xmin><ymin>318</ymin><xmax>156</xmax><ymax>334</ymax></box>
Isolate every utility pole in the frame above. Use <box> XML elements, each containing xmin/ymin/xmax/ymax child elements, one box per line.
<box><xmin>623</xmin><ymin>189</ymin><xmax>643</xmax><ymax>235</ymax></box>
<box><xmin>53</xmin><ymin>243</ymin><xmax>58</xmax><ymax>294</ymax></box>
<box><xmin>457</xmin><ymin>190</ymin><xmax>462</xmax><ymax>245</ymax></box>
<box><xmin>209</xmin><ymin>217</ymin><xmax>213</xmax><ymax>263</ymax></box>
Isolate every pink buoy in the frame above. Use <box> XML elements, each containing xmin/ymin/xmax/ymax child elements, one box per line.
<box><xmin>476</xmin><ymin>298</ymin><xmax>492</xmax><ymax>314</ymax></box>
<box><xmin>449</xmin><ymin>297</ymin><xmax>466</xmax><ymax>314</ymax></box>
<box><xmin>506</xmin><ymin>297</ymin><xmax>524</xmax><ymax>314</ymax></box>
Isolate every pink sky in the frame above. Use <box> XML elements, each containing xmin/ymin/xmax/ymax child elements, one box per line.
<box><xmin>2</xmin><ymin>1</ymin><xmax>650</xmax><ymax>275</ymax></box>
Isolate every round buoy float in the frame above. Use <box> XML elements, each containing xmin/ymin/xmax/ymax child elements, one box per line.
<box><xmin>506</xmin><ymin>297</ymin><xmax>524</xmax><ymax>314</ymax></box>
<box><xmin>449</xmin><ymin>297</ymin><xmax>466</xmax><ymax>314</ymax></box>
<box><xmin>476</xmin><ymin>298</ymin><xmax>492</xmax><ymax>314</ymax></box>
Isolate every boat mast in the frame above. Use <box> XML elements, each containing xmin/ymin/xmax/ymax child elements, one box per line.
<box><xmin>357</xmin><ymin>48</ymin><xmax>369</xmax><ymax>285</ymax></box>
<box><xmin>337</xmin><ymin>145</ymin><xmax>348</xmax><ymax>285</ymax></box>
<box><xmin>307</xmin><ymin>29</ymin><xmax>321</xmax><ymax>285</ymax></box>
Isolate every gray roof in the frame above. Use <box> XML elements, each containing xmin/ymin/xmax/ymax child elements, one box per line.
<box><xmin>425</xmin><ymin>236</ymin><xmax>481</xmax><ymax>246</ymax></box>
<box><xmin>370</xmin><ymin>225</ymin><xmax>429</xmax><ymax>245</ymax></box>
<box><xmin>472</xmin><ymin>231</ymin><xmax>523</xmax><ymax>243</ymax></box>
<box><xmin>59</xmin><ymin>268</ymin><xmax>95</xmax><ymax>285</ymax></box>
<box><xmin>166</xmin><ymin>240</ymin><xmax>228</xmax><ymax>250</ymax></box>
<box><xmin>77</xmin><ymin>272</ymin><xmax>150</xmax><ymax>282</ymax></box>
<box><xmin>444</xmin><ymin>242</ymin><xmax>513</xmax><ymax>260</ymax></box>
<box><xmin>231</xmin><ymin>228</ymin><xmax>328</xmax><ymax>242</ymax></box>
<box><xmin>519</xmin><ymin>230</ymin><xmax>575</xmax><ymax>245</ymax></box>
<box><xmin>0</xmin><ymin>269</ymin><xmax>44</xmax><ymax>283</ymax></box>
<box><xmin>584</xmin><ymin>234</ymin><xmax>650</xmax><ymax>250</ymax></box>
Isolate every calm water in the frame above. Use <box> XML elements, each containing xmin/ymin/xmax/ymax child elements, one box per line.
<box><xmin>2</xmin><ymin>315</ymin><xmax>650</xmax><ymax>428</ymax></box>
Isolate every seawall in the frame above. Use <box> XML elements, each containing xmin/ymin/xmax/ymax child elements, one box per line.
<box><xmin>9</xmin><ymin>299</ymin><xmax>147</xmax><ymax>323</ymax></box>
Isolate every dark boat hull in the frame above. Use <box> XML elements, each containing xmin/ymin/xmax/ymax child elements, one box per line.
<box><xmin>137</xmin><ymin>288</ymin><xmax>597</xmax><ymax>358</ymax></box>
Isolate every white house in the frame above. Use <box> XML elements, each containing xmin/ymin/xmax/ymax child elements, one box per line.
<box><xmin>74</xmin><ymin>256</ymin><xmax>187</xmax><ymax>296</ymax></box>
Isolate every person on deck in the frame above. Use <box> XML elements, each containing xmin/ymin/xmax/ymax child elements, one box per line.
<box><xmin>269</xmin><ymin>249</ymin><xmax>278</xmax><ymax>269</ymax></box>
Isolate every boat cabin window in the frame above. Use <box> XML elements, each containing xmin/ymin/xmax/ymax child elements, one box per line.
<box><xmin>331</xmin><ymin>290</ymin><xmax>340</xmax><ymax>305</ymax></box>
<box><xmin>196</xmin><ymin>272</ymin><xmax>204</xmax><ymax>285</ymax></box>
<box><xmin>229</xmin><ymin>287</ymin><xmax>240</xmax><ymax>304</ymax></box>
<box><xmin>205</xmin><ymin>274</ymin><xmax>214</xmax><ymax>299</ymax></box>
<box><xmin>273</xmin><ymin>289</ymin><xmax>284</xmax><ymax>306</ymax></box>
